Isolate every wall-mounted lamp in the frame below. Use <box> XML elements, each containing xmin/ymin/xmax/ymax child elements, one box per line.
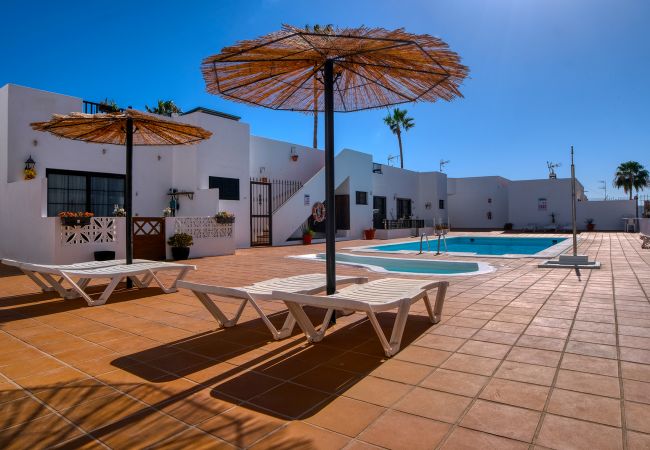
<box><xmin>290</xmin><ymin>146</ymin><xmax>298</xmax><ymax>162</ymax></box>
<box><xmin>157</xmin><ymin>154</ymin><xmax>162</xmax><ymax>161</ymax></box>
<box><xmin>102</xmin><ymin>148</ymin><xmax>107</xmax><ymax>155</ymax></box>
<box><xmin>24</xmin><ymin>155</ymin><xmax>37</xmax><ymax>180</ymax></box>
<box><xmin>425</xmin><ymin>202</ymin><xmax>432</xmax><ymax>210</ymax></box>
<box><xmin>32</xmin><ymin>139</ymin><xmax>38</xmax><ymax>147</ymax></box>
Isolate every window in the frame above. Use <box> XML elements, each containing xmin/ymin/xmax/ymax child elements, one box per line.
<box><xmin>355</xmin><ymin>191</ymin><xmax>368</xmax><ymax>205</ymax></box>
<box><xmin>439</xmin><ymin>199</ymin><xmax>445</xmax><ymax>209</ymax></box>
<box><xmin>209</xmin><ymin>176</ymin><xmax>240</xmax><ymax>200</ymax></box>
<box><xmin>46</xmin><ymin>169</ymin><xmax>125</xmax><ymax>217</ymax></box>
<box><xmin>396</xmin><ymin>198</ymin><xmax>412</xmax><ymax>219</ymax></box>
<box><xmin>538</xmin><ymin>198</ymin><xmax>548</xmax><ymax>210</ymax></box>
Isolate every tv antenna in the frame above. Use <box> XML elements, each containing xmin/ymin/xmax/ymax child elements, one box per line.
<box><xmin>387</xmin><ymin>154</ymin><xmax>400</xmax><ymax>167</ymax></box>
<box><xmin>598</xmin><ymin>180</ymin><xmax>607</xmax><ymax>200</ymax></box>
<box><xmin>547</xmin><ymin>161</ymin><xmax>561</xmax><ymax>179</ymax></box>
<box><xmin>439</xmin><ymin>159</ymin><xmax>450</xmax><ymax>172</ymax></box>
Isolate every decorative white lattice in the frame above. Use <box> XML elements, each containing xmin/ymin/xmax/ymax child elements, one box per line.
<box><xmin>173</xmin><ymin>217</ymin><xmax>233</xmax><ymax>239</ymax></box>
<box><xmin>61</xmin><ymin>217</ymin><xmax>117</xmax><ymax>245</ymax></box>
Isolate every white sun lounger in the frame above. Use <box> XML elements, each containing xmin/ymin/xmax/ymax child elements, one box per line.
<box><xmin>273</xmin><ymin>278</ymin><xmax>449</xmax><ymax>357</ymax></box>
<box><xmin>177</xmin><ymin>274</ymin><xmax>368</xmax><ymax>340</ymax></box>
<box><xmin>1</xmin><ymin>258</ymin><xmax>150</xmax><ymax>298</ymax></box>
<box><xmin>19</xmin><ymin>261</ymin><xmax>195</xmax><ymax>306</ymax></box>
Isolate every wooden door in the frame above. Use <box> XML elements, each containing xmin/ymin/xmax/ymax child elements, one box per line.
<box><xmin>335</xmin><ymin>195</ymin><xmax>350</xmax><ymax>230</ymax></box>
<box><xmin>133</xmin><ymin>217</ymin><xmax>166</xmax><ymax>260</ymax></box>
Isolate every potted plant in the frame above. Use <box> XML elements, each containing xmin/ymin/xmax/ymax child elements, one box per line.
<box><xmin>364</xmin><ymin>228</ymin><xmax>376</xmax><ymax>240</ymax></box>
<box><xmin>585</xmin><ymin>218</ymin><xmax>595</xmax><ymax>231</ymax></box>
<box><xmin>113</xmin><ymin>205</ymin><xmax>126</xmax><ymax>217</ymax></box>
<box><xmin>214</xmin><ymin>211</ymin><xmax>236</xmax><ymax>224</ymax></box>
<box><xmin>302</xmin><ymin>225</ymin><xmax>315</xmax><ymax>245</ymax></box>
<box><xmin>162</xmin><ymin>207</ymin><xmax>173</xmax><ymax>217</ymax></box>
<box><xmin>504</xmin><ymin>223</ymin><xmax>513</xmax><ymax>231</ymax></box>
<box><xmin>167</xmin><ymin>232</ymin><xmax>193</xmax><ymax>260</ymax></box>
<box><xmin>59</xmin><ymin>211</ymin><xmax>94</xmax><ymax>227</ymax></box>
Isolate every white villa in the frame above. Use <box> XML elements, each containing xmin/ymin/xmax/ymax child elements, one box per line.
<box><xmin>0</xmin><ymin>84</ymin><xmax>636</xmax><ymax>264</ymax></box>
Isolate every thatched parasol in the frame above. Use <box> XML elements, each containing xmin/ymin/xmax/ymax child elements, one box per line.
<box><xmin>32</xmin><ymin>109</ymin><xmax>212</xmax><ymax>269</ymax></box>
<box><xmin>203</xmin><ymin>24</ymin><xmax>468</xmax><ymax>294</ymax></box>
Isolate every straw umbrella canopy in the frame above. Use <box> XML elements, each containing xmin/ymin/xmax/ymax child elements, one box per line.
<box><xmin>31</xmin><ymin>109</ymin><xmax>212</xmax><ymax>267</ymax></box>
<box><xmin>202</xmin><ymin>24</ymin><xmax>468</xmax><ymax>294</ymax></box>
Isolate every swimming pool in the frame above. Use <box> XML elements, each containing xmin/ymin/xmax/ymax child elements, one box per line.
<box><xmin>291</xmin><ymin>253</ymin><xmax>494</xmax><ymax>276</ymax></box>
<box><xmin>353</xmin><ymin>236</ymin><xmax>570</xmax><ymax>257</ymax></box>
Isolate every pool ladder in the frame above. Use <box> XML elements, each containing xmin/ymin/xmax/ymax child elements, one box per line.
<box><xmin>418</xmin><ymin>233</ymin><xmax>431</xmax><ymax>254</ymax></box>
<box><xmin>420</xmin><ymin>232</ymin><xmax>448</xmax><ymax>255</ymax></box>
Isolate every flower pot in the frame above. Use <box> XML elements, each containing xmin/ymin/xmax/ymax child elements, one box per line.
<box><xmin>587</xmin><ymin>224</ymin><xmax>595</xmax><ymax>231</ymax></box>
<box><xmin>171</xmin><ymin>246</ymin><xmax>190</xmax><ymax>260</ymax></box>
<box><xmin>302</xmin><ymin>234</ymin><xmax>313</xmax><ymax>245</ymax></box>
<box><xmin>94</xmin><ymin>251</ymin><xmax>115</xmax><ymax>261</ymax></box>
<box><xmin>61</xmin><ymin>216</ymin><xmax>91</xmax><ymax>227</ymax></box>
<box><xmin>364</xmin><ymin>229</ymin><xmax>376</xmax><ymax>240</ymax></box>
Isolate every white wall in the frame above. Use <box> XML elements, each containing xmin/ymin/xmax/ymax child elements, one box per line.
<box><xmin>250</xmin><ymin>136</ymin><xmax>324</xmax><ymax>183</ymax></box>
<box><xmin>508</xmin><ymin>178</ymin><xmax>583</xmax><ymax>228</ymax></box>
<box><xmin>372</xmin><ymin>165</ymin><xmax>420</xmax><ymax>221</ymax></box>
<box><xmin>577</xmin><ymin>200</ymin><xmax>636</xmax><ymax>231</ymax></box>
<box><xmin>417</xmin><ymin>171</ymin><xmax>448</xmax><ymax>225</ymax></box>
<box><xmin>448</xmin><ymin>176</ymin><xmax>510</xmax><ymax>229</ymax></box>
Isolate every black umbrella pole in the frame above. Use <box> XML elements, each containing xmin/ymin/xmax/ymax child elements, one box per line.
<box><xmin>324</xmin><ymin>60</ymin><xmax>336</xmax><ymax>295</ymax></box>
<box><xmin>125</xmin><ymin>118</ymin><xmax>134</xmax><ymax>288</ymax></box>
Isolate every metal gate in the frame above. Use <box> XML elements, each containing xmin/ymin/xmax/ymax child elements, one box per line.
<box><xmin>133</xmin><ymin>217</ymin><xmax>166</xmax><ymax>260</ymax></box>
<box><xmin>250</xmin><ymin>181</ymin><xmax>272</xmax><ymax>246</ymax></box>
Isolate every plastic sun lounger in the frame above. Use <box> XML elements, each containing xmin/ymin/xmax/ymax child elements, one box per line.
<box><xmin>28</xmin><ymin>261</ymin><xmax>195</xmax><ymax>306</ymax></box>
<box><xmin>1</xmin><ymin>258</ymin><xmax>149</xmax><ymax>298</ymax></box>
<box><xmin>177</xmin><ymin>274</ymin><xmax>368</xmax><ymax>340</ymax></box>
<box><xmin>273</xmin><ymin>278</ymin><xmax>449</xmax><ymax>357</ymax></box>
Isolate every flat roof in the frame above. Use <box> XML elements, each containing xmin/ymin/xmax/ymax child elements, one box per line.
<box><xmin>181</xmin><ymin>107</ymin><xmax>240</xmax><ymax>121</ymax></box>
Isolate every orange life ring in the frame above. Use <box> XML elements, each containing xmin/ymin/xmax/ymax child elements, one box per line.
<box><xmin>312</xmin><ymin>202</ymin><xmax>326</xmax><ymax>222</ymax></box>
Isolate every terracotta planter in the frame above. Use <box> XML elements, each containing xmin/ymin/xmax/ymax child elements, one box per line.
<box><xmin>61</xmin><ymin>216</ymin><xmax>91</xmax><ymax>227</ymax></box>
<box><xmin>171</xmin><ymin>247</ymin><xmax>190</xmax><ymax>260</ymax></box>
<box><xmin>364</xmin><ymin>229</ymin><xmax>376</xmax><ymax>240</ymax></box>
<box><xmin>302</xmin><ymin>234</ymin><xmax>313</xmax><ymax>245</ymax></box>
<box><xmin>586</xmin><ymin>224</ymin><xmax>595</xmax><ymax>231</ymax></box>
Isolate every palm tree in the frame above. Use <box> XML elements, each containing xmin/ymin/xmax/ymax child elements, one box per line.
<box><xmin>383</xmin><ymin>108</ymin><xmax>415</xmax><ymax>168</ymax></box>
<box><xmin>145</xmin><ymin>100</ymin><xmax>182</xmax><ymax>117</ymax></box>
<box><xmin>613</xmin><ymin>161</ymin><xmax>649</xmax><ymax>199</ymax></box>
<box><xmin>305</xmin><ymin>24</ymin><xmax>333</xmax><ymax>148</ymax></box>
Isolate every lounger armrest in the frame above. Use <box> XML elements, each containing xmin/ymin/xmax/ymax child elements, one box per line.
<box><xmin>337</xmin><ymin>276</ymin><xmax>369</xmax><ymax>285</ymax></box>
<box><xmin>272</xmin><ymin>290</ymin><xmax>405</xmax><ymax>312</ymax></box>
<box><xmin>1</xmin><ymin>259</ymin><xmax>23</xmax><ymax>268</ymax></box>
<box><xmin>177</xmin><ymin>280</ymin><xmax>248</xmax><ymax>299</ymax></box>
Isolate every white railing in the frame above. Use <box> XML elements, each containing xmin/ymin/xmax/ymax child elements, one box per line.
<box><xmin>172</xmin><ymin>217</ymin><xmax>233</xmax><ymax>239</ymax></box>
<box><xmin>60</xmin><ymin>217</ymin><xmax>117</xmax><ymax>246</ymax></box>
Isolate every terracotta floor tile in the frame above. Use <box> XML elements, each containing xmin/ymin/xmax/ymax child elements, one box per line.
<box><xmin>517</xmin><ymin>334</ymin><xmax>566</xmax><ymax>351</ymax></box>
<box><xmin>147</xmin><ymin>428</ymin><xmax>235</xmax><ymax>449</ymax></box>
<box><xmin>441</xmin><ymin>426</ymin><xmax>529</xmax><ymax>450</ymax></box>
<box><xmin>536</xmin><ymin>414</ymin><xmax>623</xmax><ymax>450</ymax></box>
<box><xmin>531</xmin><ymin>317</ymin><xmax>573</xmax><ymax>329</ymax></box>
<box><xmin>621</xmin><ymin>361</ymin><xmax>650</xmax><ymax>382</ymax></box>
<box><xmin>414</xmin><ymin>334</ymin><xmax>466</xmax><ymax>351</ymax></box>
<box><xmin>251</xmin><ymin>421</ymin><xmax>350</xmax><ymax>449</ymax></box>
<box><xmin>99</xmin><ymin>409</ymin><xmax>190</xmax><ymax>449</ymax></box>
<box><xmin>393</xmin><ymin>345</ymin><xmax>452</xmax><ymax>367</ymax></box>
<box><xmin>479</xmin><ymin>378</ymin><xmax>550</xmax><ymax>410</ymax></box>
<box><xmin>304</xmin><ymin>396</ymin><xmax>385</xmax><ymax>437</ymax></box>
<box><xmin>211</xmin><ymin>370</ymin><xmax>282</xmax><ymax>401</ymax></box>
<box><xmin>483</xmin><ymin>321</ymin><xmax>527</xmax><ymax>334</ymax></box>
<box><xmin>33</xmin><ymin>378</ymin><xmax>117</xmax><ymax>411</ymax></box>
<box><xmin>507</xmin><ymin>347</ymin><xmax>561</xmax><ymax>367</ymax></box>
<box><xmin>343</xmin><ymin>375</ymin><xmax>413</xmax><ymax>407</ymax></box>
<box><xmin>430</xmin><ymin>325</ymin><xmax>477</xmax><ymax>339</ymax></box>
<box><xmin>393</xmin><ymin>386</ymin><xmax>472</xmax><ymax>423</ymax></box>
<box><xmin>555</xmin><ymin>369</ymin><xmax>620</xmax><ymax>398</ymax></box>
<box><xmin>573</xmin><ymin>321</ymin><xmax>616</xmax><ymax>333</ymax></box>
<box><xmin>625</xmin><ymin>401</ymin><xmax>650</xmax><ymax>433</ymax></box>
<box><xmin>566</xmin><ymin>340</ymin><xmax>618</xmax><ymax>359</ymax></box>
<box><xmin>60</xmin><ymin>392</ymin><xmax>146</xmax><ymax>432</ymax></box>
<box><xmin>525</xmin><ymin>325</ymin><xmax>570</xmax><ymax>339</ymax></box>
<box><xmin>440</xmin><ymin>353</ymin><xmax>501</xmax><ymax>376</ymax></box>
<box><xmin>0</xmin><ymin>396</ymin><xmax>52</xmax><ymax>430</ymax></box>
<box><xmin>291</xmin><ymin>365</ymin><xmax>361</xmax><ymax>393</ymax></box>
<box><xmin>458</xmin><ymin>340</ymin><xmax>511</xmax><ymax>359</ymax></box>
<box><xmin>627</xmin><ymin>430</ymin><xmax>650</xmax><ymax>450</ymax></box>
<box><xmin>620</xmin><ymin>347</ymin><xmax>650</xmax><ymax>364</ymax></box>
<box><xmin>248</xmin><ymin>382</ymin><xmax>331</xmax><ymax>418</ymax></box>
<box><xmin>368</xmin><ymin>358</ymin><xmax>432</xmax><ymax>385</ymax></box>
<box><xmin>198</xmin><ymin>406</ymin><xmax>285</xmax><ymax>448</ymax></box>
<box><xmin>619</xmin><ymin>335</ymin><xmax>650</xmax><ymax>350</ymax></box>
<box><xmin>460</xmin><ymin>399</ymin><xmax>541</xmax><ymax>442</ymax></box>
<box><xmin>358</xmin><ymin>409</ymin><xmax>450</xmax><ymax>450</ymax></box>
<box><xmin>561</xmin><ymin>353</ymin><xmax>619</xmax><ymax>377</ymax></box>
<box><xmin>623</xmin><ymin>379</ymin><xmax>650</xmax><ymax>404</ymax></box>
<box><xmin>473</xmin><ymin>329</ymin><xmax>520</xmax><ymax>345</ymax></box>
<box><xmin>0</xmin><ymin>413</ymin><xmax>82</xmax><ymax>450</ymax></box>
<box><xmin>570</xmin><ymin>329</ymin><xmax>617</xmax><ymax>346</ymax></box>
<box><xmin>326</xmin><ymin>352</ymin><xmax>387</xmax><ymax>374</ymax></box>
<box><xmin>158</xmin><ymin>388</ymin><xmax>238</xmax><ymax>425</ymax></box>
<box><xmin>547</xmin><ymin>388</ymin><xmax>621</xmax><ymax>426</ymax></box>
<box><xmin>420</xmin><ymin>368</ymin><xmax>488</xmax><ymax>397</ymax></box>
<box><xmin>495</xmin><ymin>361</ymin><xmax>556</xmax><ymax>386</ymax></box>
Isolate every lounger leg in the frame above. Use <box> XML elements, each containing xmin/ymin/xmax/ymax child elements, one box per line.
<box><xmin>146</xmin><ymin>271</ymin><xmax>179</xmax><ymax>294</ymax></box>
<box><xmin>194</xmin><ymin>291</ymin><xmax>237</xmax><ymax>327</ymax></box>
<box><xmin>93</xmin><ymin>276</ymin><xmax>123</xmax><ymax>306</ymax></box>
<box><xmin>22</xmin><ymin>270</ymin><xmax>55</xmax><ymax>292</ymax></box>
<box><xmin>366</xmin><ymin>299</ymin><xmax>412</xmax><ymax>357</ymax></box>
<box><xmin>58</xmin><ymin>273</ymin><xmax>97</xmax><ymax>306</ymax></box>
<box><xmin>365</xmin><ymin>309</ymin><xmax>392</xmax><ymax>357</ymax></box>
<box><xmin>432</xmin><ymin>283</ymin><xmax>448</xmax><ymax>324</ymax></box>
<box><xmin>40</xmin><ymin>273</ymin><xmax>77</xmax><ymax>298</ymax></box>
<box><xmin>284</xmin><ymin>301</ymin><xmax>323</xmax><ymax>342</ymax></box>
<box><xmin>246</xmin><ymin>294</ymin><xmax>295</xmax><ymax>340</ymax></box>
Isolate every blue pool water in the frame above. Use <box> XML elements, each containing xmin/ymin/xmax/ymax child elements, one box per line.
<box><xmin>368</xmin><ymin>236</ymin><xmax>566</xmax><ymax>256</ymax></box>
<box><xmin>311</xmin><ymin>253</ymin><xmax>485</xmax><ymax>275</ymax></box>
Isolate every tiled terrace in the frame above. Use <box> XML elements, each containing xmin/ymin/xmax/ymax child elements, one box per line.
<box><xmin>1</xmin><ymin>232</ymin><xmax>649</xmax><ymax>449</ymax></box>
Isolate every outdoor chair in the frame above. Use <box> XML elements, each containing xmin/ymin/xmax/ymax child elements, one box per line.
<box><xmin>1</xmin><ymin>258</ymin><xmax>148</xmax><ymax>298</ymax></box>
<box><xmin>272</xmin><ymin>278</ymin><xmax>449</xmax><ymax>357</ymax></box>
<box><xmin>3</xmin><ymin>259</ymin><xmax>195</xmax><ymax>306</ymax></box>
<box><xmin>625</xmin><ymin>218</ymin><xmax>637</xmax><ymax>232</ymax></box>
<box><xmin>178</xmin><ymin>274</ymin><xmax>368</xmax><ymax>340</ymax></box>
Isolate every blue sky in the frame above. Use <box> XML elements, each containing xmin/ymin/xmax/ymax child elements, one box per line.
<box><xmin>2</xmin><ymin>0</ymin><xmax>649</xmax><ymax>199</ymax></box>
